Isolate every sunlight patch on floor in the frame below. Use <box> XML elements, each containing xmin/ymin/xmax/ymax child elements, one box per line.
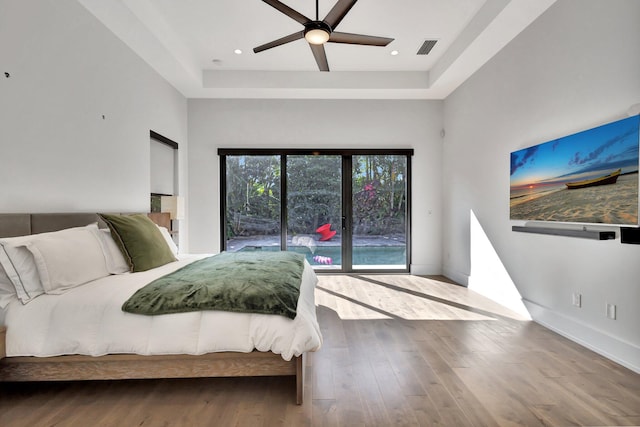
<box><xmin>315</xmin><ymin>274</ymin><xmax>526</xmax><ymax>321</ymax></box>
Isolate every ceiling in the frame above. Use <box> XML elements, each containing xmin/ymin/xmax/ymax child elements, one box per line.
<box><xmin>78</xmin><ymin>0</ymin><xmax>556</xmax><ymax>99</ymax></box>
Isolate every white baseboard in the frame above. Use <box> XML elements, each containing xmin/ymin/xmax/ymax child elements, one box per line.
<box><xmin>523</xmin><ymin>299</ymin><xmax>640</xmax><ymax>374</ymax></box>
<box><xmin>409</xmin><ymin>264</ymin><xmax>441</xmax><ymax>276</ymax></box>
<box><xmin>441</xmin><ymin>265</ymin><xmax>469</xmax><ymax>286</ymax></box>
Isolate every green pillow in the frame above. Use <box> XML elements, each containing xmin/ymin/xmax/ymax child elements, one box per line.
<box><xmin>98</xmin><ymin>214</ymin><xmax>177</xmax><ymax>272</ymax></box>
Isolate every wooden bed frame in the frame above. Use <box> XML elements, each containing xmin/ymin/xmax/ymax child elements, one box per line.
<box><xmin>0</xmin><ymin>213</ymin><xmax>304</xmax><ymax>404</ymax></box>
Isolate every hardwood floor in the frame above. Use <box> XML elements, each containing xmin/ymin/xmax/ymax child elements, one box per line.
<box><xmin>1</xmin><ymin>274</ymin><xmax>639</xmax><ymax>426</ymax></box>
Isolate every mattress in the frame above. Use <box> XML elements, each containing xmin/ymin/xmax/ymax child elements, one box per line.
<box><xmin>1</xmin><ymin>254</ymin><xmax>322</xmax><ymax>361</ymax></box>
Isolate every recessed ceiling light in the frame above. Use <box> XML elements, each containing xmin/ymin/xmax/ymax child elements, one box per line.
<box><xmin>234</xmin><ymin>49</ymin><xmax>242</xmax><ymax>55</ymax></box>
<box><xmin>390</xmin><ymin>50</ymin><xmax>399</xmax><ymax>56</ymax></box>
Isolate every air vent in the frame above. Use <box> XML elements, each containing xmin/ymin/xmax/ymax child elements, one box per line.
<box><xmin>417</xmin><ymin>40</ymin><xmax>437</xmax><ymax>55</ymax></box>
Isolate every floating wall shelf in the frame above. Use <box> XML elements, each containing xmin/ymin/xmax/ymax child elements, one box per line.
<box><xmin>512</xmin><ymin>225</ymin><xmax>616</xmax><ymax>240</ymax></box>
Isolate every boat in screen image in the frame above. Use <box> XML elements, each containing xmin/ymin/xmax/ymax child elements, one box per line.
<box><xmin>565</xmin><ymin>169</ymin><xmax>621</xmax><ymax>190</ymax></box>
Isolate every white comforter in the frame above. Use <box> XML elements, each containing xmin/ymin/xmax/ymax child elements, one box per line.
<box><xmin>2</xmin><ymin>255</ymin><xmax>322</xmax><ymax>361</ymax></box>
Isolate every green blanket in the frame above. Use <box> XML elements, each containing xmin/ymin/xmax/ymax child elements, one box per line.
<box><xmin>122</xmin><ymin>251</ymin><xmax>305</xmax><ymax>319</ymax></box>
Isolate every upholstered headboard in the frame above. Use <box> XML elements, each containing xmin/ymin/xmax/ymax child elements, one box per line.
<box><xmin>0</xmin><ymin>213</ymin><xmax>171</xmax><ymax>238</ymax></box>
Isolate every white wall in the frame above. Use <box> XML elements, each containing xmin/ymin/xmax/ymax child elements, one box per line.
<box><xmin>443</xmin><ymin>0</ymin><xmax>640</xmax><ymax>371</ymax></box>
<box><xmin>187</xmin><ymin>99</ymin><xmax>443</xmax><ymax>273</ymax></box>
<box><xmin>0</xmin><ymin>0</ymin><xmax>187</xmax><ymax>214</ymax></box>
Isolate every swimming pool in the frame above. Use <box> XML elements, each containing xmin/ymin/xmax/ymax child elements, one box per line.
<box><xmin>239</xmin><ymin>245</ymin><xmax>407</xmax><ymax>269</ymax></box>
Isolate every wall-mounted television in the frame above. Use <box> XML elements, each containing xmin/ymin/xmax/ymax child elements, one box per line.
<box><xmin>510</xmin><ymin>115</ymin><xmax>639</xmax><ymax>225</ymax></box>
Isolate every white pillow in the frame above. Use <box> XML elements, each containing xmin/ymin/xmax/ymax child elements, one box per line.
<box><xmin>0</xmin><ymin>237</ymin><xmax>45</xmax><ymax>304</ymax></box>
<box><xmin>96</xmin><ymin>229</ymin><xmax>129</xmax><ymax>274</ymax></box>
<box><xmin>24</xmin><ymin>224</ymin><xmax>110</xmax><ymax>294</ymax></box>
<box><xmin>156</xmin><ymin>225</ymin><xmax>179</xmax><ymax>255</ymax></box>
<box><xmin>0</xmin><ymin>224</ymin><xmax>111</xmax><ymax>302</ymax></box>
<box><xmin>0</xmin><ymin>263</ymin><xmax>18</xmax><ymax>308</ymax></box>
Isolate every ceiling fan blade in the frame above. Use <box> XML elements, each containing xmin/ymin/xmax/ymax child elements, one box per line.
<box><xmin>254</xmin><ymin>31</ymin><xmax>305</xmax><ymax>53</ymax></box>
<box><xmin>328</xmin><ymin>32</ymin><xmax>394</xmax><ymax>46</ymax></box>
<box><xmin>309</xmin><ymin>44</ymin><xmax>329</xmax><ymax>72</ymax></box>
<box><xmin>323</xmin><ymin>0</ymin><xmax>357</xmax><ymax>29</ymax></box>
<box><xmin>262</xmin><ymin>0</ymin><xmax>310</xmax><ymax>25</ymax></box>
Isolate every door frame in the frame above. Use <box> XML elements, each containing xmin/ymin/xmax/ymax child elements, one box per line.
<box><xmin>219</xmin><ymin>148</ymin><xmax>413</xmax><ymax>273</ymax></box>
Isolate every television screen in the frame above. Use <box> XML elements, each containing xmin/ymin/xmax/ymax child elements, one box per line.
<box><xmin>510</xmin><ymin>115</ymin><xmax>639</xmax><ymax>225</ymax></box>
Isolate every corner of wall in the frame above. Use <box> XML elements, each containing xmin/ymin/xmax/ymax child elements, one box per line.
<box><xmin>410</xmin><ymin>263</ymin><xmax>443</xmax><ymax>276</ymax></box>
<box><xmin>441</xmin><ymin>265</ymin><xmax>469</xmax><ymax>287</ymax></box>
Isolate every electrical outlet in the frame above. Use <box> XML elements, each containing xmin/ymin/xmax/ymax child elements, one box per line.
<box><xmin>606</xmin><ymin>303</ymin><xmax>617</xmax><ymax>320</ymax></box>
<box><xmin>572</xmin><ymin>293</ymin><xmax>581</xmax><ymax>307</ymax></box>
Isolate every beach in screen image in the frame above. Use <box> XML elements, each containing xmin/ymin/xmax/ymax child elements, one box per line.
<box><xmin>510</xmin><ymin>172</ymin><xmax>638</xmax><ymax>224</ymax></box>
<box><xmin>510</xmin><ymin>115</ymin><xmax>639</xmax><ymax>224</ymax></box>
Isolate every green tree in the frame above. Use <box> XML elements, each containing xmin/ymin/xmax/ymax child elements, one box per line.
<box><xmin>352</xmin><ymin>155</ymin><xmax>406</xmax><ymax>235</ymax></box>
<box><xmin>225</xmin><ymin>154</ymin><xmax>406</xmax><ymax>239</ymax></box>
<box><xmin>226</xmin><ymin>155</ymin><xmax>281</xmax><ymax>237</ymax></box>
<box><xmin>287</xmin><ymin>155</ymin><xmax>341</xmax><ymax>234</ymax></box>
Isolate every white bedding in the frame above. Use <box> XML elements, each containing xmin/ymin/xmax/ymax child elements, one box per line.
<box><xmin>2</xmin><ymin>254</ymin><xmax>322</xmax><ymax>361</ymax></box>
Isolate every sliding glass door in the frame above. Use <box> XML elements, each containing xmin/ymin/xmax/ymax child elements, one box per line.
<box><xmin>223</xmin><ymin>155</ymin><xmax>281</xmax><ymax>252</ymax></box>
<box><xmin>287</xmin><ymin>155</ymin><xmax>342</xmax><ymax>269</ymax></box>
<box><xmin>220</xmin><ymin>150</ymin><xmax>411</xmax><ymax>272</ymax></box>
<box><xmin>352</xmin><ymin>155</ymin><xmax>408</xmax><ymax>270</ymax></box>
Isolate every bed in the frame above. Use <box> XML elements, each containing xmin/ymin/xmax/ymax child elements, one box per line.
<box><xmin>0</xmin><ymin>213</ymin><xmax>322</xmax><ymax>404</ymax></box>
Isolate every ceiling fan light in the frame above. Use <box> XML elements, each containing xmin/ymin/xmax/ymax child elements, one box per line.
<box><xmin>305</xmin><ymin>28</ymin><xmax>330</xmax><ymax>45</ymax></box>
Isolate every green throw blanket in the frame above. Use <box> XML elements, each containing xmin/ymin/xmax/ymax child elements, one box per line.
<box><xmin>122</xmin><ymin>251</ymin><xmax>305</xmax><ymax>320</ymax></box>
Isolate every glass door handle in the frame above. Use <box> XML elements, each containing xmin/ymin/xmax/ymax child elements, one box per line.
<box><xmin>342</xmin><ymin>216</ymin><xmax>346</xmax><ymax>230</ymax></box>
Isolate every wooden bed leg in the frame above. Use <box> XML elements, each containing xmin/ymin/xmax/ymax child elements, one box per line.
<box><xmin>296</xmin><ymin>354</ymin><xmax>304</xmax><ymax>405</ymax></box>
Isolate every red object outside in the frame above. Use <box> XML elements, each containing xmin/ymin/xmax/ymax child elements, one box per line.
<box><xmin>315</xmin><ymin>223</ymin><xmax>336</xmax><ymax>241</ymax></box>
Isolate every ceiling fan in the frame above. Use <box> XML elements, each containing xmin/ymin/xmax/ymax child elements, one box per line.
<box><xmin>253</xmin><ymin>0</ymin><xmax>394</xmax><ymax>72</ymax></box>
